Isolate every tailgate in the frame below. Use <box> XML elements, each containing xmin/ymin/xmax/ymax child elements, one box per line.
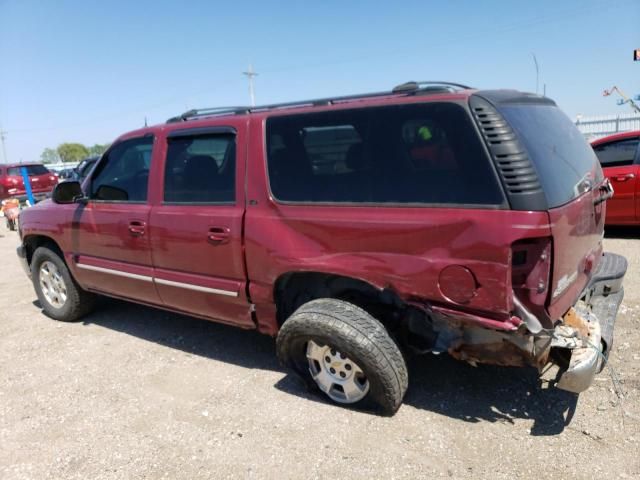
<box><xmin>547</xmin><ymin>187</ymin><xmax>605</xmax><ymax>320</ymax></box>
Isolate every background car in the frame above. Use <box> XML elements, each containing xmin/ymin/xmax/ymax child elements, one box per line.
<box><xmin>592</xmin><ymin>131</ymin><xmax>640</xmax><ymax>225</ymax></box>
<box><xmin>72</xmin><ymin>156</ymin><xmax>100</xmax><ymax>182</ymax></box>
<box><xmin>0</xmin><ymin>163</ymin><xmax>59</xmax><ymax>201</ymax></box>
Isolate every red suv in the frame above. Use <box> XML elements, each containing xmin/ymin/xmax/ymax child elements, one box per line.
<box><xmin>592</xmin><ymin>131</ymin><xmax>640</xmax><ymax>225</ymax></box>
<box><xmin>0</xmin><ymin>163</ymin><xmax>58</xmax><ymax>201</ymax></box>
<box><xmin>16</xmin><ymin>82</ymin><xmax>627</xmax><ymax>414</ymax></box>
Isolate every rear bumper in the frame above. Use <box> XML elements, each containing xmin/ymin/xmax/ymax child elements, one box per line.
<box><xmin>555</xmin><ymin>252</ymin><xmax>627</xmax><ymax>393</ymax></box>
<box><xmin>16</xmin><ymin>245</ymin><xmax>31</xmax><ymax>279</ymax></box>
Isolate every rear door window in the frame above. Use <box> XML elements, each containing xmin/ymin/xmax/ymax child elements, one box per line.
<box><xmin>266</xmin><ymin>103</ymin><xmax>505</xmax><ymax>206</ymax></box>
<box><xmin>593</xmin><ymin>138</ymin><xmax>639</xmax><ymax>167</ymax></box>
<box><xmin>163</xmin><ymin>133</ymin><xmax>235</xmax><ymax>203</ymax></box>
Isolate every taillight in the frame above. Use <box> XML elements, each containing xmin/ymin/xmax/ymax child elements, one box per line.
<box><xmin>511</xmin><ymin>237</ymin><xmax>552</xmax><ymax>322</ymax></box>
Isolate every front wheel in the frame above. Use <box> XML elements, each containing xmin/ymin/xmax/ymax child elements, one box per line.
<box><xmin>276</xmin><ymin>298</ymin><xmax>408</xmax><ymax>415</ymax></box>
<box><xmin>31</xmin><ymin>246</ymin><xmax>95</xmax><ymax>321</ymax></box>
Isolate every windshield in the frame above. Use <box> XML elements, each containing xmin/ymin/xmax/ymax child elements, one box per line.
<box><xmin>499</xmin><ymin>104</ymin><xmax>603</xmax><ymax>208</ymax></box>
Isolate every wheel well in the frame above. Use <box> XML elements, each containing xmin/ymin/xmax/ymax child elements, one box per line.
<box><xmin>274</xmin><ymin>272</ymin><xmax>405</xmax><ymax>329</ymax></box>
<box><xmin>23</xmin><ymin>235</ymin><xmax>63</xmax><ymax>266</ymax></box>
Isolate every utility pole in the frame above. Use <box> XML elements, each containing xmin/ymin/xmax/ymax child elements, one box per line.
<box><xmin>0</xmin><ymin>122</ymin><xmax>8</xmax><ymax>164</ymax></box>
<box><xmin>531</xmin><ymin>53</ymin><xmax>539</xmax><ymax>95</ymax></box>
<box><xmin>242</xmin><ymin>63</ymin><xmax>258</xmax><ymax>107</ymax></box>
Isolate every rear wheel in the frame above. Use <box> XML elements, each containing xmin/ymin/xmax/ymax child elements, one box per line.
<box><xmin>31</xmin><ymin>246</ymin><xmax>95</xmax><ymax>321</ymax></box>
<box><xmin>277</xmin><ymin>298</ymin><xmax>408</xmax><ymax>415</ymax></box>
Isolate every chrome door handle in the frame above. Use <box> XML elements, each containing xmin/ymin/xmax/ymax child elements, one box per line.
<box><xmin>128</xmin><ymin>221</ymin><xmax>146</xmax><ymax>237</ymax></box>
<box><xmin>207</xmin><ymin>227</ymin><xmax>230</xmax><ymax>245</ymax></box>
<box><xmin>613</xmin><ymin>173</ymin><xmax>635</xmax><ymax>182</ymax></box>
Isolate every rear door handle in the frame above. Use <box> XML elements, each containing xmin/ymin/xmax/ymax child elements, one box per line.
<box><xmin>207</xmin><ymin>227</ymin><xmax>230</xmax><ymax>245</ymax></box>
<box><xmin>613</xmin><ymin>173</ymin><xmax>635</xmax><ymax>182</ymax></box>
<box><xmin>128</xmin><ymin>221</ymin><xmax>146</xmax><ymax>237</ymax></box>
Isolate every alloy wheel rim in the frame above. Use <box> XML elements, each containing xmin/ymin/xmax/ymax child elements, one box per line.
<box><xmin>306</xmin><ymin>340</ymin><xmax>370</xmax><ymax>404</ymax></box>
<box><xmin>39</xmin><ymin>261</ymin><xmax>67</xmax><ymax>309</ymax></box>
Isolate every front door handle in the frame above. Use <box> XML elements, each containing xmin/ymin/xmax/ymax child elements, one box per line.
<box><xmin>128</xmin><ymin>221</ymin><xmax>146</xmax><ymax>237</ymax></box>
<box><xmin>613</xmin><ymin>173</ymin><xmax>635</xmax><ymax>182</ymax></box>
<box><xmin>207</xmin><ymin>227</ymin><xmax>230</xmax><ymax>245</ymax></box>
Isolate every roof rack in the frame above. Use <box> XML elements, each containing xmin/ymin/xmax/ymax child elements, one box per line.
<box><xmin>391</xmin><ymin>81</ymin><xmax>473</xmax><ymax>94</ymax></box>
<box><xmin>167</xmin><ymin>107</ymin><xmax>250</xmax><ymax>123</ymax></box>
<box><xmin>166</xmin><ymin>81</ymin><xmax>473</xmax><ymax>123</ymax></box>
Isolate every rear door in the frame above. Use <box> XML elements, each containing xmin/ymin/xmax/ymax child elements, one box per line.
<box><xmin>592</xmin><ymin>137</ymin><xmax>639</xmax><ymax>224</ymax></box>
<box><xmin>148</xmin><ymin>123</ymin><xmax>253</xmax><ymax>328</ymax></box>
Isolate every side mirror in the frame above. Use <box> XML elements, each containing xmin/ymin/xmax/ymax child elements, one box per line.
<box><xmin>52</xmin><ymin>181</ymin><xmax>86</xmax><ymax>204</ymax></box>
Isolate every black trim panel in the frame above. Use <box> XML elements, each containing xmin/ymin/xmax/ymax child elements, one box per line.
<box><xmin>167</xmin><ymin>126</ymin><xmax>237</xmax><ymax>138</ymax></box>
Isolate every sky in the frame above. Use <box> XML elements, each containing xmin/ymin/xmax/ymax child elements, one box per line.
<box><xmin>0</xmin><ymin>0</ymin><xmax>638</xmax><ymax>163</ymax></box>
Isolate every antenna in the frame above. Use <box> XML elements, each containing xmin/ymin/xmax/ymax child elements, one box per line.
<box><xmin>242</xmin><ymin>63</ymin><xmax>258</xmax><ymax>107</ymax></box>
<box><xmin>531</xmin><ymin>53</ymin><xmax>539</xmax><ymax>95</ymax></box>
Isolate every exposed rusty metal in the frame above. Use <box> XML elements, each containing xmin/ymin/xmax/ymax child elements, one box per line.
<box><xmin>448</xmin><ymin>340</ymin><xmax>533</xmax><ymax>368</ymax></box>
<box><xmin>562</xmin><ymin>307</ymin><xmax>589</xmax><ymax>338</ymax></box>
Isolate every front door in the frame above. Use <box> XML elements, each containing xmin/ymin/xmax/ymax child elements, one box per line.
<box><xmin>71</xmin><ymin>135</ymin><xmax>161</xmax><ymax>304</ymax></box>
<box><xmin>148</xmin><ymin>125</ymin><xmax>253</xmax><ymax>328</ymax></box>
<box><xmin>593</xmin><ymin>136</ymin><xmax>639</xmax><ymax>224</ymax></box>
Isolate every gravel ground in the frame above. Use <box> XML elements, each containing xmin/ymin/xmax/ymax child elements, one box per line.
<box><xmin>0</xmin><ymin>228</ymin><xmax>638</xmax><ymax>479</ymax></box>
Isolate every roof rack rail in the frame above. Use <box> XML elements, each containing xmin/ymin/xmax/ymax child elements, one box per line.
<box><xmin>167</xmin><ymin>106</ymin><xmax>250</xmax><ymax>123</ymax></box>
<box><xmin>166</xmin><ymin>81</ymin><xmax>472</xmax><ymax>123</ymax></box>
<box><xmin>391</xmin><ymin>81</ymin><xmax>473</xmax><ymax>94</ymax></box>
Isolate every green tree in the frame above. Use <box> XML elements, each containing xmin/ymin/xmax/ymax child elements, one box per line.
<box><xmin>57</xmin><ymin>143</ymin><xmax>89</xmax><ymax>163</ymax></box>
<box><xmin>40</xmin><ymin>147</ymin><xmax>61</xmax><ymax>164</ymax></box>
<box><xmin>87</xmin><ymin>143</ymin><xmax>109</xmax><ymax>156</ymax></box>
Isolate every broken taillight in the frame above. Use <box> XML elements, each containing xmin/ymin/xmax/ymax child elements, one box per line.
<box><xmin>511</xmin><ymin>237</ymin><xmax>552</xmax><ymax>323</ymax></box>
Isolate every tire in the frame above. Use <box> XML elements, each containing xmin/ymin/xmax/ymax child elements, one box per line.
<box><xmin>31</xmin><ymin>246</ymin><xmax>96</xmax><ymax>321</ymax></box>
<box><xmin>276</xmin><ymin>298</ymin><xmax>408</xmax><ymax>415</ymax></box>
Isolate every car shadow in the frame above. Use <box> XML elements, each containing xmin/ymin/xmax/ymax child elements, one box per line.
<box><xmin>604</xmin><ymin>226</ymin><xmax>640</xmax><ymax>239</ymax></box>
<box><xmin>81</xmin><ymin>298</ymin><xmax>280</xmax><ymax>372</ymax></box>
<box><xmin>77</xmin><ymin>298</ymin><xmax>576</xmax><ymax>435</ymax></box>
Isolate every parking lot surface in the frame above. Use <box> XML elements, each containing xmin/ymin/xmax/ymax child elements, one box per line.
<box><xmin>0</xmin><ymin>228</ymin><xmax>638</xmax><ymax>479</ymax></box>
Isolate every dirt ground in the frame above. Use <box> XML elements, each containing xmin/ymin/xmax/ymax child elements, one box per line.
<box><xmin>0</xmin><ymin>227</ymin><xmax>638</xmax><ymax>480</ymax></box>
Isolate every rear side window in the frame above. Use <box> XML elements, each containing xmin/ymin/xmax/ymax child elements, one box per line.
<box><xmin>91</xmin><ymin>137</ymin><xmax>153</xmax><ymax>202</ymax></box>
<box><xmin>266</xmin><ymin>103</ymin><xmax>504</xmax><ymax>205</ymax></box>
<box><xmin>7</xmin><ymin>165</ymin><xmax>49</xmax><ymax>176</ymax></box>
<box><xmin>593</xmin><ymin>138</ymin><xmax>639</xmax><ymax>167</ymax></box>
<box><xmin>164</xmin><ymin>133</ymin><xmax>235</xmax><ymax>203</ymax></box>
<box><xmin>498</xmin><ymin>105</ymin><xmax>603</xmax><ymax>208</ymax></box>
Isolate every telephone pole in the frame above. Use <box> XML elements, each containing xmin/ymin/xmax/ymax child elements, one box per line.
<box><xmin>0</xmin><ymin>122</ymin><xmax>8</xmax><ymax>164</ymax></box>
<box><xmin>242</xmin><ymin>63</ymin><xmax>258</xmax><ymax>106</ymax></box>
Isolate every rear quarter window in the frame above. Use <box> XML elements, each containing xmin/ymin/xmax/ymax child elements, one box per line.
<box><xmin>266</xmin><ymin>102</ymin><xmax>505</xmax><ymax>206</ymax></box>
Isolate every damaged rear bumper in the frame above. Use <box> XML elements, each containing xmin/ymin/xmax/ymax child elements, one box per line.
<box><xmin>553</xmin><ymin>252</ymin><xmax>627</xmax><ymax>393</ymax></box>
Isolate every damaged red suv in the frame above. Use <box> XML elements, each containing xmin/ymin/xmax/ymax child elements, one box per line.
<box><xmin>16</xmin><ymin>81</ymin><xmax>627</xmax><ymax>414</ymax></box>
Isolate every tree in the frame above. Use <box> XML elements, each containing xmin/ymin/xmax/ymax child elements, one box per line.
<box><xmin>40</xmin><ymin>148</ymin><xmax>61</xmax><ymax>164</ymax></box>
<box><xmin>57</xmin><ymin>143</ymin><xmax>89</xmax><ymax>163</ymax></box>
<box><xmin>87</xmin><ymin>143</ymin><xmax>109</xmax><ymax>156</ymax></box>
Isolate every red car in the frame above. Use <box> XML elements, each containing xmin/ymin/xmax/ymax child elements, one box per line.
<box><xmin>16</xmin><ymin>82</ymin><xmax>627</xmax><ymax>414</ymax></box>
<box><xmin>592</xmin><ymin>131</ymin><xmax>640</xmax><ymax>225</ymax></box>
<box><xmin>0</xmin><ymin>163</ymin><xmax>59</xmax><ymax>201</ymax></box>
